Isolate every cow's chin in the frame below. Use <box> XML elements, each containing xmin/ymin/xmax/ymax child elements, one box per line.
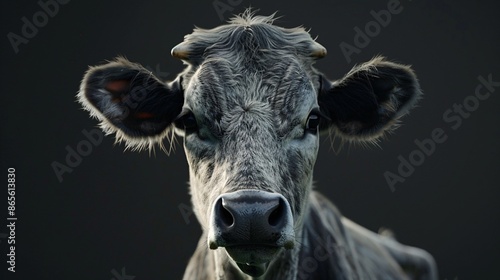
<box><xmin>225</xmin><ymin>245</ymin><xmax>281</xmax><ymax>277</ymax></box>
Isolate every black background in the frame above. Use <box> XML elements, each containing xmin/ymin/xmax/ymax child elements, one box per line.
<box><xmin>1</xmin><ymin>0</ymin><xmax>499</xmax><ymax>279</ymax></box>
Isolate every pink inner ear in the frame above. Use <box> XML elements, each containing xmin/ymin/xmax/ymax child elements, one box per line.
<box><xmin>105</xmin><ymin>80</ymin><xmax>130</xmax><ymax>93</ymax></box>
<box><xmin>135</xmin><ymin>112</ymin><xmax>155</xmax><ymax>119</ymax></box>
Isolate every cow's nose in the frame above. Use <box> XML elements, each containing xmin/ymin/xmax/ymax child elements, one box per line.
<box><xmin>208</xmin><ymin>190</ymin><xmax>294</xmax><ymax>250</ymax></box>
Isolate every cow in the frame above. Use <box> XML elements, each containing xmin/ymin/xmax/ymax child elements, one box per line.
<box><xmin>78</xmin><ymin>10</ymin><xmax>437</xmax><ymax>280</ymax></box>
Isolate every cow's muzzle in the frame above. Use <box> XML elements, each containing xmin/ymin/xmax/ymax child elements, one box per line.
<box><xmin>208</xmin><ymin>190</ymin><xmax>295</xmax><ymax>274</ymax></box>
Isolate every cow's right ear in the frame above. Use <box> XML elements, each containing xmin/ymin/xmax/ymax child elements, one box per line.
<box><xmin>77</xmin><ymin>57</ymin><xmax>184</xmax><ymax>150</ymax></box>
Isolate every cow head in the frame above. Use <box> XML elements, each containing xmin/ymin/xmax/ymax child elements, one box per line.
<box><xmin>78</xmin><ymin>12</ymin><xmax>421</xmax><ymax>278</ymax></box>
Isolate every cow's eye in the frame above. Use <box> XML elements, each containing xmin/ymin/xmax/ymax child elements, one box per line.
<box><xmin>305</xmin><ymin>111</ymin><xmax>321</xmax><ymax>133</ymax></box>
<box><xmin>175</xmin><ymin>111</ymin><xmax>198</xmax><ymax>132</ymax></box>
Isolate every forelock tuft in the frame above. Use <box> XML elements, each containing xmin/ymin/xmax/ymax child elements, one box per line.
<box><xmin>228</xmin><ymin>8</ymin><xmax>279</xmax><ymax>25</ymax></box>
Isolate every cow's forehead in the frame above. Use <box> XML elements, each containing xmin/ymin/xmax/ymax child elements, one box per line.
<box><xmin>184</xmin><ymin>57</ymin><xmax>318</xmax><ymax>129</ymax></box>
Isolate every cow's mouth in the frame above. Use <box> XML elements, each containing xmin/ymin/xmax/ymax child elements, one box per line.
<box><xmin>225</xmin><ymin>245</ymin><xmax>281</xmax><ymax>277</ymax></box>
<box><xmin>208</xmin><ymin>190</ymin><xmax>296</xmax><ymax>277</ymax></box>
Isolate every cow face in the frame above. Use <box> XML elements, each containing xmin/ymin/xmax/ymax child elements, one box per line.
<box><xmin>78</xmin><ymin>13</ymin><xmax>421</xmax><ymax>278</ymax></box>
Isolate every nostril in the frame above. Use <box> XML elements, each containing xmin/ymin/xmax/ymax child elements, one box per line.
<box><xmin>268</xmin><ymin>200</ymin><xmax>285</xmax><ymax>227</ymax></box>
<box><xmin>219</xmin><ymin>199</ymin><xmax>234</xmax><ymax>227</ymax></box>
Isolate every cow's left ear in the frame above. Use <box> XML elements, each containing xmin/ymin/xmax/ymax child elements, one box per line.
<box><xmin>318</xmin><ymin>56</ymin><xmax>422</xmax><ymax>141</ymax></box>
